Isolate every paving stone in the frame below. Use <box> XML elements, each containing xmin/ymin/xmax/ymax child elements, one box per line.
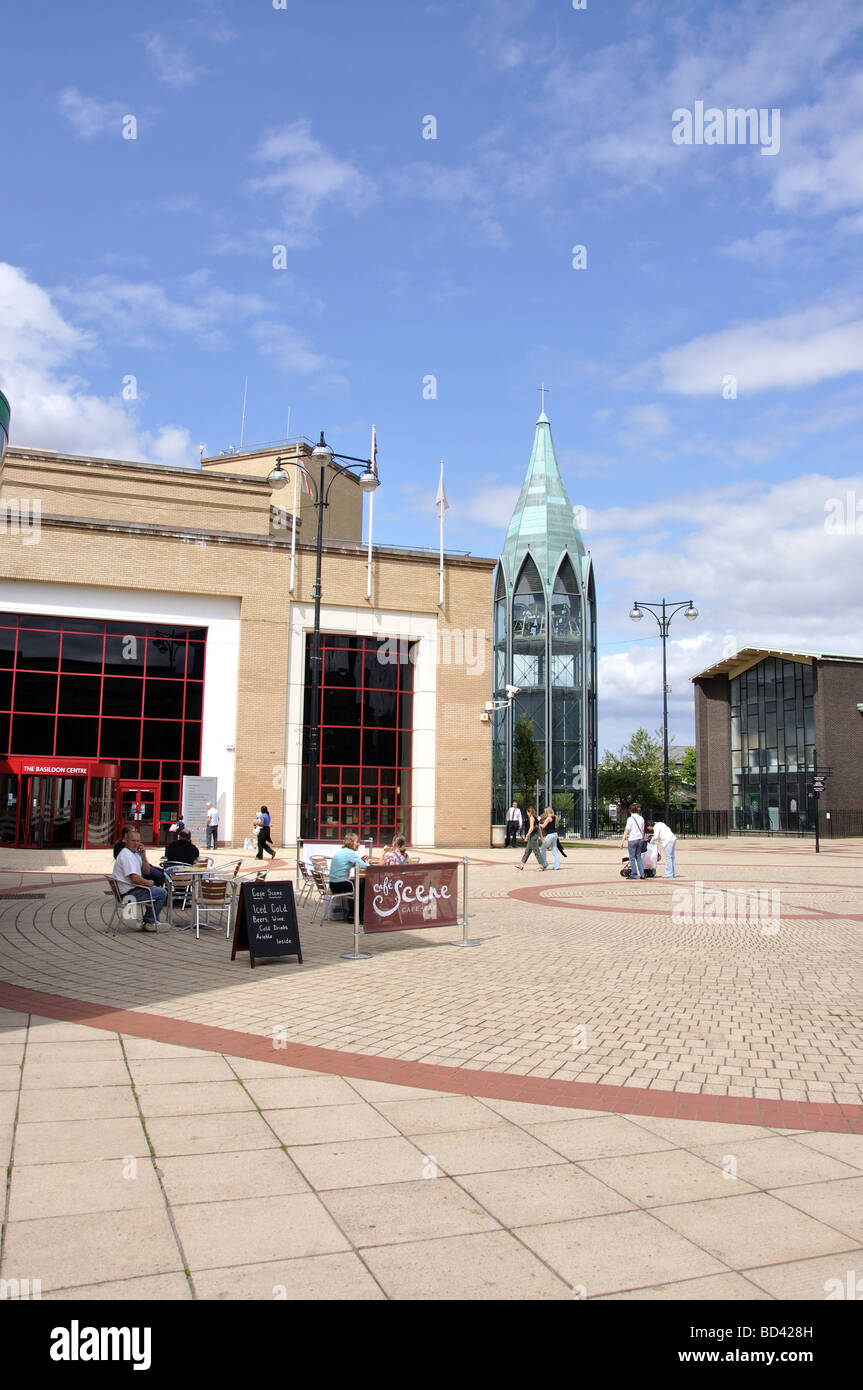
<box><xmin>362</xmin><ymin>1230</ymin><xmax>573</xmax><ymax>1300</ymax></box>
<box><xmin>172</xmin><ymin>1193</ymin><xmax>351</xmax><ymax>1270</ymax></box>
<box><xmin>515</xmin><ymin>1209</ymin><xmax>726</xmax><ymax>1297</ymax></box>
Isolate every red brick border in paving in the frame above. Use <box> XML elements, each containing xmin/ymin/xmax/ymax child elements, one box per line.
<box><xmin>1</xmin><ymin>981</ymin><xmax>861</xmax><ymax>1135</ymax></box>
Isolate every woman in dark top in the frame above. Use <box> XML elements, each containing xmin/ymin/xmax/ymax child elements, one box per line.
<box><xmin>255</xmin><ymin>805</ymin><xmax>276</xmax><ymax>859</ymax></box>
<box><xmin>539</xmin><ymin>806</ymin><xmax>560</xmax><ymax>870</ymax></box>
<box><xmin>517</xmin><ymin>807</ymin><xmax>546</xmax><ymax>870</ymax></box>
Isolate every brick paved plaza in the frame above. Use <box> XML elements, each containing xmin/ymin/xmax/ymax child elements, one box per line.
<box><xmin>1</xmin><ymin>837</ymin><xmax>862</xmax><ymax>1300</ymax></box>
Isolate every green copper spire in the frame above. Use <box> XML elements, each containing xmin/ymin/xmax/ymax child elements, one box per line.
<box><xmin>500</xmin><ymin>409</ymin><xmax>586</xmax><ymax>591</ymax></box>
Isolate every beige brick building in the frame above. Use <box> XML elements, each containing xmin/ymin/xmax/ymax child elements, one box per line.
<box><xmin>0</xmin><ymin>441</ymin><xmax>494</xmax><ymax>849</ymax></box>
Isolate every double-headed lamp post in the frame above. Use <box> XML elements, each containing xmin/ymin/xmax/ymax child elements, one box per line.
<box><xmin>629</xmin><ymin>598</ymin><xmax>698</xmax><ymax>823</ymax></box>
<box><xmin>268</xmin><ymin>432</ymin><xmax>379</xmax><ymax>839</ymax></box>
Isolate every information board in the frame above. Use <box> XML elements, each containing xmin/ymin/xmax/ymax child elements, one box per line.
<box><xmin>231</xmin><ymin>879</ymin><xmax>303</xmax><ymax>968</ymax></box>
<box><xmin>182</xmin><ymin>775</ymin><xmax>218</xmax><ymax>846</ymax></box>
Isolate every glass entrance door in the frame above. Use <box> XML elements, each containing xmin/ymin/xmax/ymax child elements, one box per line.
<box><xmin>23</xmin><ymin>776</ymin><xmax>87</xmax><ymax>849</ymax></box>
<box><xmin>118</xmin><ymin>782</ymin><xmax>160</xmax><ymax>846</ymax></box>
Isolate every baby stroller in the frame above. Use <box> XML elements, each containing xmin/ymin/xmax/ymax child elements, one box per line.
<box><xmin>620</xmin><ymin>853</ymin><xmax>656</xmax><ymax>879</ymax></box>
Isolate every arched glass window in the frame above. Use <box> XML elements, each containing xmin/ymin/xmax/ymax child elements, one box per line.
<box><xmin>551</xmin><ymin>556</ymin><xmax>581</xmax><ymax>639</ymax></box>
<box><xmin>510</xmin><ymin>556</ymin><xmax>545</xmax><ymax>751</ymax></box>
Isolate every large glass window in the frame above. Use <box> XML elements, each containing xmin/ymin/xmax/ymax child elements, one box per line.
<box><xmin>0</xmin><ymin>614</ymin><xmax>207</xmax><ymax>828</ymax></box>
<box><xmin>304</xmin><ymin>632</ymin><xmax>413</xmax><ymax>842</ymax></box>
<box><xmin>730</xmin><ymin>658</ymin><xmax>814</xmax><ymax>830</ymax></box>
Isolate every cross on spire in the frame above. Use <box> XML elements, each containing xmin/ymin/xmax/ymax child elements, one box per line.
<box><xmin>537</xmin><ymin>382</ymin><xmax>550</xmax><ymax>414</ymax></box>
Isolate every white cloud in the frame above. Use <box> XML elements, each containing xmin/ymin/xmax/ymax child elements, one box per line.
<box><xmin>625</xmin><ymin>404</ymin><xmax>673</xmax><ymax>437</ymax></box>
<box><xmin>249</xmin><ymin>122</ymin><xmax>377</xmax><ymax>244</ymax></box>
<box><xmin>588</xmin><ymin>469</ymin><xmax>863</xmax><ymax>750</ymax></box>
<box><xmin>58</xmin><ymin>88</ymin><xmax>128</xmax><ymax>140</ymax></box>
<box><xmin>248</xmin><ymin>321</ymin><xmax>330</xmax><ymax>376</ymax></box>
<box><xmin>654</xmin><ymin>298</ymin><xmax>863</xmax><ymax>395</ymax></box>
<box><xmin>462</xmin><ymin>482</ymin><xmax>520</xmax><ymax>529</ymax></box>
<box><xmin>143</xmin><ymin>33</ymin><xmax>205</xmax><ymax>88</ymax></box>
<box><xmin>718</xmin><ymin>228</ymin><xmax>802</xmax><ymax>263</ymax></box>
<box><xmin>53</xmin><ymin>274</ymin><xmax>330</xmax><ymax>376</ymax></box>
<box><xmin>391</xmin><ymin>164</ymin><xmax>508</xmax><ymax>247</ymax></box>
<box><xmin>0</xmin><ymin>262</ymin><xmax>193</xmax><ymax>466</ymax></box>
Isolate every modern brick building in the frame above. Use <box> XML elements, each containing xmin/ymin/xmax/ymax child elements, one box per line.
<box><xmin>0</xmin><ymin>439</ymin><xmax>494</xmax><ymax>850</ymax></box>
<box><xmin>692</xmin><ymin>647</ymin><xmax>863</xmax><ymax>830</ymax></box>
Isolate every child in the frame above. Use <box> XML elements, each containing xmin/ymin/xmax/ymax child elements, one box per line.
<box><xmin>382</xmin><ymin>835</ymin><xmax>409</xmax><ymax>866</ymax></box>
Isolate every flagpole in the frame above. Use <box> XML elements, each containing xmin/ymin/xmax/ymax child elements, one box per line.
<box><xmin>288</xmin><ymin>451</ymin><xmax>299</xmax><ymax>593</ymax></box>
<box><xmin>438</xmin><ymin>459</ymin><xmax>445</xmax><ymax>607</ymax></box>
<box><xmin>366</xmin><ymin>425</ymin><xmax>376</xmax><ymax>602</ymax></box>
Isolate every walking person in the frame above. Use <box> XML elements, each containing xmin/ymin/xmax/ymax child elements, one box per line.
<box><xmin>205</xmin><ymin>802</ymin><xmax>219</xmax><ymax>850</ymax></box>
<box><xmin>539</xmin><ymin>806</ymin><xmax>561</xmax><ymax>870</ymax></box>
<box><xmin>517</xmin><ymin>806</ymin><xmax>546</xmax><ymax>871</ymax></box>
<box><xmin>620</xmin><ymin>802</ymin><xmax>646</xmax><ymax>881</ymax></box>
<box><xmin>650</xmin><ymin>818</ymin><xmax>679</xmax><ymax>877</ymax></box>
<box><xmin>255</xmin><ymin>805</ymin><xmax>276</xmax><ymax>859</ymax></box>
<box><xmin>504</xmin><ymin>799</ymin><xmax>523</xmax><ymax>848</ymax></box>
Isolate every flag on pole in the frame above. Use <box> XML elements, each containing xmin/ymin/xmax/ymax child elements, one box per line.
<box><xmin>366</xmin><ymin>425</ymin><xmax>377</xmax><ymax>601</ymax></box>
<box><xmin>299</xmin><ymin>457</ymin><xmax>313</xmax><ymax>496</ymax></box>
<box><xmin>436</xmin><ymin>460</ymin><xmax>447</xmax><ymax>607</ymax></box>
<box><xmin>435</xmin><ymin>461</ymin><xmax>449</xmax><ymax>515</ymax></box>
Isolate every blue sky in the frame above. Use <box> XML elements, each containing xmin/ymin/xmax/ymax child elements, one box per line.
<box><xmin>2</xmin><ymin>0</ymin><xmax>863</xmax><ymax>753</ymax></box>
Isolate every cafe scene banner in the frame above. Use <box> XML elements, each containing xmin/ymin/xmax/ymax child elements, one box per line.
<box><xmin>364</xmin><ymin>862</ymin><xmax>460</xmax><ymax>933</ymax></box>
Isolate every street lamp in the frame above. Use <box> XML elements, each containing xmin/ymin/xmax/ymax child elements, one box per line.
<box><xmin>270</xmin><ymin>431</ymin><xmax>380</xmax><ymax>838</ymax></box>
<box><xmin>629</xmin><ymin>598</ymin><xmax>698</xmax><ymax>822</ymax></box>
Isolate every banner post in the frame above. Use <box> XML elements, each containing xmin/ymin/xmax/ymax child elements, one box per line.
<box><xmin>341</xmin><ymin>872</ymin><xmax>371</xmax><ymax>960</ymax></box>
<box><xmin>450</xmin><ymin>856</ymin><xmax>480</xmax><ymax>947</ymax></box>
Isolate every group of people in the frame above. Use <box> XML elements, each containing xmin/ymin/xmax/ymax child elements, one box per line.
<box><xmin>620</xmin><ymin>802</ymin><xmax>678</xmax><ymax>879</ymax></box>
<box><xmin>506</xmin><ymin>801</ymin><xmax>568</xmax><ymax>871</ymax></box>
<box><xmin>326</xmin><ymin>832</ymin><xmax>412</xmax><ymax>923</ymax></box>
<box><xmin>111</xmin><ymin>799</ymin><xmax>280</xmax><ymax>930</ymax></box>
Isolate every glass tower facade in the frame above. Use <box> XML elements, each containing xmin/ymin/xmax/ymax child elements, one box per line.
<box><xmin>493</xmin><ymin>412</ymin><xmax>597</xmax><ymax>838</ymax></box>
<box><xmin>730</xmin><ymin>657</ymin><xmax>815</xmax><ymax>830</ymax></box>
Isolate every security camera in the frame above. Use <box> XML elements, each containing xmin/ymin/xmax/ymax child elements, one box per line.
<box><xmin>505</xmin><ymin>685</ymin><xmax>520</xmax><ymax>699</ymax></box>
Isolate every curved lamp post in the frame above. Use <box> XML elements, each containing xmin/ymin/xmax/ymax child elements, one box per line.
<box><xmin>630</xmin><ymin>598</ymin><xmax>698</xmax><ymax>822</ymax></box>
<box><xmin>269</xmin><ymin>433</ymin><xmax>379</xmax><ymax>838</ymax></box>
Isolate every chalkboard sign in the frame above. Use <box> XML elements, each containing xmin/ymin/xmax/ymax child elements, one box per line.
<box><xmin>231</xmin><ymin>880</ymin><xmax>303</xmax><ymax>969</ymax></box>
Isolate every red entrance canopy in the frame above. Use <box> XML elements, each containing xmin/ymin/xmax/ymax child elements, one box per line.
<box><xmin>0</xmin><ymin>757</ymin><xmax>120</xmax><ymax>777</ymax></box>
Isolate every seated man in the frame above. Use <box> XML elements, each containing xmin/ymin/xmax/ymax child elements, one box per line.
<box><xmin>165</xmin><ymin>829</ymin><xmax>201</xmax><ymax>865</ymax></box>
<box><xmin>112</xmin><ymin>827</ymin><xmax>167</xmax><ymax>929</ymax></box>
<box><xmin>113</xmin><ymin>825</ymin><xmax>168</xmax><ymax>888</ymax></box>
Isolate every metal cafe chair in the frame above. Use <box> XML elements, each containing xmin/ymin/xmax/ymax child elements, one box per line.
<box><xmin>211</xmin><ymin>859</ymin><xmax>243</xmax><ymax>879</ymax></box>
<box><xmin>194</xmin><ymin>877</ymin><xmax>236</xmax><ymax>939</ymax></box>
<box><xmin>162</xmin><ymin>866</ymin><xmax>197</xmax><ymax>920</ymax></box>
<box><xmin>295</xmin><ymin>858</ymin><xmax>315</xmax><ymax>906</ymax></box>
<box><xmin>105</xmin><ymin>878</ymin><xmax>167</xmax><ymax>935</ymax></box>
<box><xmin>310</xmin><ymin>868</ymin><xmax>352</xmax><ymax>922</ymax></box>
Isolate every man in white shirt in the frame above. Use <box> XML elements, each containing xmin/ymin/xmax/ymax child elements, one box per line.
<box><xmin>205</xmin><ymin>802</ymin><xmax>219</xmax><ymax>850</ymax></box>
<box><xmin>650</xmin><ymin>820</ymin><xmax>678</xmax><ymax>878</ymax></box>
<box><xmin>112</xmin><ymin>828</ymin><xmax>167</xmax><ymax>928</ymax></box>
<box><xmin>505</xmin><ymin>800</ymin><xmax>523</xmax><ymax>847</ymax></box>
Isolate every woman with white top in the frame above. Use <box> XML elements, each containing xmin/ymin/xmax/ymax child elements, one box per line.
<box><xmin>620</xmin><ymin>801</ymin><xmax>646</xmax><ymax>881</ymax></box>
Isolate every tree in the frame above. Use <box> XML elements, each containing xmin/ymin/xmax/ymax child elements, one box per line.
<box><xmin>513</xmin><ymin>714</ymin><xmax>545</xmax><ymax>808</ymax></box>
<box><xmin>598</xmin><ymin>727</ymin><xmax>685</xmax><ymax>814</ymax></box>
<box><xmin>679</xmin><ymin>746</ymin><xmax>697</xmax><ymax>784</ymax></box>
